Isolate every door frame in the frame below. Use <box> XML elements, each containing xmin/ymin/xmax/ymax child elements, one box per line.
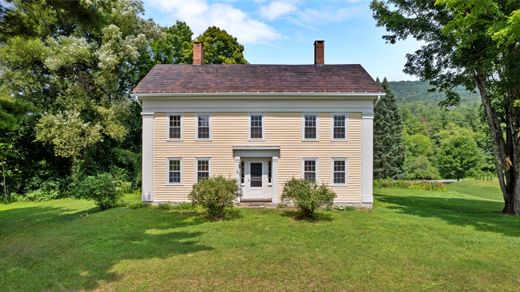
<box><xmin>241</xmin><ymin>158</ymin><xmax>272</xmax><ymax>201</ymax></box>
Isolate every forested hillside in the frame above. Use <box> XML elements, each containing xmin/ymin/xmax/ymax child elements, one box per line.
<box><xmin>388</xmin><ymin>81</ymin><xmax>480</xmax><ymax>104</ymax></box>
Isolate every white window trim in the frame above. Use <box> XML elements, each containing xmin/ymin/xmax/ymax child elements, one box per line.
<box><xmin>195</xmin><ymin>157</ymin><xmax>211</xmax><ymax>182</ymax></box>
<box><xmin>331</xmin><ymin>157</ymin><xmax>348</xmax><ymax>186</ymax></box>
<box><xmin>301</xmin><ymin>157</ymin><xmax>319</xmax><ymax>182</ymax></box>
<box><xmin>248</xmin><ymin>113</ymin><xmax>265</xmax><ymax>141</ymax></box>
<box><xmin>166</xmin><ymin>113</ymin><xmax>183</xmax><ymax>141</ymax></box>
<box><xmin>166</xmin><ymin>157</ymin><xmax>183</xmax><ymax>185</ymax></box>
<box><xmin>302</xmin><ymin>113</ymin><xmax>319</xmax><ymax>141</ymax></box>
<box><xmin>195</xmin><ymin>113</ymin><xmax>211</xmax><ymax>141</ymax></box>
<box><xmin>331</xmin><ymin>113</ymin><xmax>348</xmax><ymax>141</ymax></box>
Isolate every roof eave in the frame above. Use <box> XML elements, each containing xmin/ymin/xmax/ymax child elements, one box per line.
<box><xmin>131</xmin><ymin>91</ymin><xmax>386</xmax><ymax>100</ymax></box>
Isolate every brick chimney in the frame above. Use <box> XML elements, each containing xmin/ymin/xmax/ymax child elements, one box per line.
<box><xmin>314</xmin><ymin>40</ymin><xmax>324</xmax><ymax>65</ymax></box>
<box><xmin>193</xmin><ymin>42</ymin><xmax>204</xmax><ymax>65</ymax></box>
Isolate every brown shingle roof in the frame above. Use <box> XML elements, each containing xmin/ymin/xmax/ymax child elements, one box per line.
<box><xmin>132</xmin><ymin>64</ymin><xmax>382</xmax><ymax>94</ymax></box>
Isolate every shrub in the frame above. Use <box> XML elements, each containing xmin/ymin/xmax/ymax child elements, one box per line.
<box><xmin>374</xmin><ymin>179</ymin><xmax>448</xmax><ymax>192</ymax></box>
<box><xmin>76</xmin><ymin>172</ymin><xmax>126</xmax><ymax>210</ymax></box>
<box><xmin>281</xmin><ymin>178</ymin><xmax>336</xmax><ymax>219</ymax></box>
<box><xmin>189</xmin><ymin>176</ymin><xmax>239</xmax><ymax>220</ymax></box>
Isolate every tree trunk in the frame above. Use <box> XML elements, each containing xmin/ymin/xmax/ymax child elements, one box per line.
<box><xmin>474</xmin><ymin>74</ymin><xmax>520</xmax><ymax>215</ymax></box>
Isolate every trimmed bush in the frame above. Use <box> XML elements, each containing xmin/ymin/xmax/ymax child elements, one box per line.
<box><xmin>281</xmin><ymin>178</ymin><xmax>336</xmax><ymax>218</ymax></box>
<box><xmin>189</xmin><ymin>176</ymin><xmax>239</xmax><ymax>220</ymax></box>
<box><xmin>76</xmin><ymin>172</ymin><xmax>126</xmax><ymax>210</ymax></box>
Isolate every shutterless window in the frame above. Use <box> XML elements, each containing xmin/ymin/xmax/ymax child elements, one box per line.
<box><xmin>197</xmin><ymin>115</ymin><xmax>210</xmax><ymax>139</ymax></box>
<box><xmin>240</xmin><ymin>161</ymin><xmax>245</xmax><ymax>184</ymax></box>
<box><xmin>333</xmin><ymin>160</ymin><xmax>346</xmax><ymax>184</ymax></box>
<box><xmin>168</xmin><ymin>159</ymin><xmax>181</xmax><ymax>183</ymax></box>
<box><xmin>268</xmin><ymin>161</ymin><xmax>272</xmax><ymax>184</ymax></box>
<box><xmin>303</xmin><ymin>160</ymin><xmax>316</xmax><ymax>183</ymax></box>
<box><xmin>197</xmin><ymin>160</ymin><xmax>209</xmax><ymax>182</ymax></box>
<box><xmin>333</xmin><ymin>114</ymin><xmax>346</xmax><ymax>140</ymax></box>
<box><xmin>169</xmin><ymin>115</ymin><xmax>181</xmax><ymax>139</ymax></box>
<box><xmin>304</xmin><ymin>114</ymin><xmax>317</xmax><ymax>139</ymax></box>
<box><xmin>250</xmin><ymin>115</ymin><xmax>263</xmax><ymax>139</ymax></box>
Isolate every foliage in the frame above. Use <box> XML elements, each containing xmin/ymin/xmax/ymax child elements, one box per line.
<box><xmin>388</xmin><ymin>81</ymin><xmax>480</xmax><ymax>104</ymax></box>
<box><xmin>374</xmin><ymin>78</ymin><xmax>406</xmax><ymax>179</ymax></box>
<box><xmin>371</xmin><ymin>0</ymin><xmax>520</xmax><ymax>214</ymax></box>
<box><xmin>195</xmin><ymin>26</ymin><xmax>247</xmax><ymax>64</ymax></box>
<box><xmin>437</xmin><ymin>124</ymin><xmax>483</xmax><ymax>180</ymax></box>
<box><xmin>374</xmin><ymin>179</ymin><xmax>447</xmax><ymax>192</ymax></box>
<box><xmin>189</xmin><ymin>176</ymin><xmax>239</xmax><ymax>220</ymax></box>
<box><xmin>281</xmin><ymin>178</ymin><xmax>336</xmax><ymax>219</ymax></box>
<box><xmin>149</xmin><ymin>21</ymin><xmax>193</xmax><ymax>65</ymax></box>
<box><xmin>76</xmin><ymin>172</ymin><xmax>128</xmax><ymax>210</ymax></box>
<box><xmin>404</xmin><ymin>156</ymin><xmax>441</xmax><ymax>180</ymax></box>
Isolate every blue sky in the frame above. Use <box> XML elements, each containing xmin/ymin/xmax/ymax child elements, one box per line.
<box><xmin>143</xmin><ymin>0</ymin><xmax>421</xmax><ymax>81</ymax></box>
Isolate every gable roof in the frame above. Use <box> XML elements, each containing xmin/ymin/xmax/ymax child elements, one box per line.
<box><xmin>132</xmin><ymin>64</ymin><xmax>383</xmax><ymax>95</ymax></box>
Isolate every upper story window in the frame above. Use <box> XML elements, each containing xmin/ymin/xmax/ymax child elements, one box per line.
<box><xmin>333</xmin><ymin>114</ymin><xmax>347</xmax><ymax>140</ymax></box>
<box><xmin>197</xmin><ymin>114</ymin><xmax>210</xmax><ymax>139</ymax></box>
<box><xmin>197</xmin><ymin>159</ymin><xmax>210</xmax><ymax>182</ymax></box>
<box><xmin>168</xmin><ymin>159</ymin><xmax>181</xmax><ymax>184</ymax></box>
<box><xmin>250</xmin><ymin>114</ymin><xmax>263</xmax><ymax>139</ymax></box>
<box><xmin>169</xmin><ymin>114</ymin><xmax>182</xmax><ymax>139</ymax></box>
<box><xmin>303</xmin><ymin>114</ymin><xmax>317</xmax><ymax>140</ymax></box>
<box><xmin>333</xmin><ymin>158</ymin><xmax>347</xmax><ymax>185</ymax></box>
<box><xmin>303</xmin><ymin>159</ymin><xmax>317</xmax><ymax>183</ymax></box>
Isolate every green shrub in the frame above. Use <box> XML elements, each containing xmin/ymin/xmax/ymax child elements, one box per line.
<box><xmin>374</xmin><ymin>179</ymin><xmax>448</xmax><ymax>192</ymax></box>
<box><xmin>281</xmin><ymin>178</ymin><xmax>336</xmax><ymax>219</ymax></box>
<box><xmin>189</xmin><ymin>176</ymin><xmax>239</xmax><ymax>220</ymax></box>
<box><xmin>25</xmin><ymin>188</ymin><xmax>59</xmax><ymax>201</ymax></box>
<box><xmin>76</xmin><ymin>172</ymin><xmax>126</xmax><ymax>210</ymax></box>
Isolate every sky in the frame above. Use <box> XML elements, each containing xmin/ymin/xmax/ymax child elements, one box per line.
<box><xmin>142</xmin><ymin>0</ymin><xmax>422</xmax><ymax>81</ymax></box>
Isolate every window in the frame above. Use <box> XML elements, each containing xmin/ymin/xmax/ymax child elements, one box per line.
<box><xmin>197</xmin><ymin>159</ymin><xmax>210</xmax><ymax>182</ymax></box>
<box><xmin>168</xmin><ymin>159</ymin><xmax>181</xmax><ymax>184</ymax></box>
<box><xmin>250</xmin><ymin>114</ymin><xmax>263</xmax><ymax>139</ymax></box>
<box><xmin>333</xmin><ymin>114</ymin><xmax>346</xmax><ymax>140</ymax></box>
<box><xmin>268</xmin><ymin>161</ymin><xmax>272</xmax><ymax>184</ymax></box>
<box><xmin>197</xmin><ymin>114</ymin><xmax>210</xmax><ymax>139</ymax></box>
<box><xmin>303</xmin><ymin>159</ymin><xmax>317</xmax><ymax>183</ymax></box>
<box><xmin>240</xmin><ymin>161</ymin><xmax>245</xmax><ymax>184</ymax></box>
<box><xmin>169</xmin><ymin>115</ymin><xmax>182</xmax><ymax>139</ymax></box>
<box><xmin>333</xmin><ymin>159</ymin><xmax>347</xmax><ymax>185</ymax></box>
<box><xmin>304</xmin><ymin>114</ymin><xmax>317</xmax><ymax>140</ymax></box>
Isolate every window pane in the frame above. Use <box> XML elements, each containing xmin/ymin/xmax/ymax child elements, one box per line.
<box><xmin>333</xmin><ymin>160</ymin><xmax>346</xmax><ymax>184</ymax></box>
<box><xmin>250</xmin><ymin>115</ymin><xmax>263</xmax><ymax>139</ymax></box>
<box><xmin>304</xmin><ymin>115</ymin><xmax>317</xmax><ymax>139</ymax></box>
<box><xmin>333</xmin><ymin>172</ymin><xmax>345</xmax><ymax>184</ymax></box>
<box><xmin>334</xmin><ymin>161</ymin><xmax>345</xmax><ymax>172</ymax></box>
<box><xmin>197</xmin><ymin>172</ymin><xmax>209</xmax><ymax>181</ymax></box>
<box><xmin>198</xmin><ymin>160</ymin><xmax>209</xmax><ymax>171</ymax></box>
<box><xmin>333</xmin><ymin>115</ymin><xmax>346</xmax><ymax>139</ymax></box>
<box><xmin>169</xmin><ymin>115</ymin><xmax>181</xmax><ymax>139</ymax></box>
<box><xmin>197</xmin><ymin>115</ymin><xmax>210</xmax><ymax>139</ymax></box>
<box><xmin>240</xmin><ymin>161</ymin><xmax>245</xmax><ymax>184</ymax></box>
<box><xmin>304</xmin><ymin>160</ymin><xmax>316</xmax><ymax>183</ymax></box>
<box><xmin>304</xmin><ymin>160</ymin><xmax>316</xmax><ymax>172</ymax></box>
<box><xmin>268</xmin><ymin>161</ymin><xmax>272</xmax><ymax>184</ymax></box>
<box><xmin>304</xmin><ymin>172</ymin><xmax>316</xmax><ymax>183</ymax></box>
<box><xmin>305</xmin><ymin>127</ymin><xmax>316</xmax><ymax>139</ymax></box>
<box><xmin>251</xmin><ymin>127</ymin><xmax>262</xmax><ymax>139</ymax></box>
<box><xmin>198</xmin><ymin>127</ymin><xmax>209</xmax><ymax>139</ymax></box>
<box><xmin>169</xmin><ymin>172</ymin><xmax>180</xmax><ymax>183</ymax></box>
<box><xmin>169</xmin><ymin>160</ymin><xmax>180</xmax><ymax>171</ymax></box>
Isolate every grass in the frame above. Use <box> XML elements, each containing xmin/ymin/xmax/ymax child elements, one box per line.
<box><xmin>1</xmin><ymin>179</ymin><xmax>519</xmax><ymax>291</ymax></box>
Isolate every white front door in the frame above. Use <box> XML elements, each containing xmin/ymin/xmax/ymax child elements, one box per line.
<box><xmin>242</xmin><ymin>159</ymin><xmax>272</xmax><ymax>200</ymax></box>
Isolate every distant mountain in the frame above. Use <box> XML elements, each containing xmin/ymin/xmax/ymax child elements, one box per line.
<box><xmin>388</xmin><ymin>81</ymin><xmax>480</xmax><ymax>104</ymax></box>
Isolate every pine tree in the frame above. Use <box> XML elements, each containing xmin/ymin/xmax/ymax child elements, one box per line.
<box><xmin>374</xmin><ymin>78</ymin><xmax>406</xmax><ymax>179</ymax></box>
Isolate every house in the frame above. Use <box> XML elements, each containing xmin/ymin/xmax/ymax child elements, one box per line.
<box><xmin>132</xmin><ymin>41</ymin><xmax>383</xmax><ymax>208</ymax></box>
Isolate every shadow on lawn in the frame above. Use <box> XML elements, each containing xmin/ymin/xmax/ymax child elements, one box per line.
<box><xmin>280</xmin><ymin>210</ymin><xmax>333</xmax><ymax>222</ymax></box>
<box><xmin>0</xmin><ymin>205</ymin><xmax>212</xmax><ymax>290</ymax></box>
<box><xmin>376</xmin><ymin>193</ymin><xmax>520</xmax><ymax>237</ymax></box>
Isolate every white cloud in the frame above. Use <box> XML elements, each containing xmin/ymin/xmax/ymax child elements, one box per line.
<box><xmin>146</xmin><ymin>0</ymin><xmax>281</xmax><ymax>44</ymax></box>
<box><xmin>297</xmin><ymin>7</ymin><xmax>360</xmax><ymax>24</ymax></box>
<box><xmin>259</xmin><ymin>1</ymin><xmax>298</xmax><ymax>20</ymax></box>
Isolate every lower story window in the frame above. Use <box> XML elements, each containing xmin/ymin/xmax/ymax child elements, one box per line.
<box><xmin>168</xmin><ymin>159</ymin><xmax>181</xmax><ymax>183</ymax></box>
<box><xmin>303</xmin><ymin>159</ymin><xmax>317</xmax><ymax>183</ymax></box>
<box><xmin>240</xmin><ymin>161</ymin><xmax>245</xmax><ymax>184</ymax></box>
<box><xmin>268</xmin><ymin>161</ymin><xmax>272</xmax><ymax>184</ymax></box>
<box><xmin>333</xmin><ymin>159</ymin><xmax>347</xmax><ymax>185</ymax></box>
<box><xmin>197</xmin><ymin>159</ymin><xmax>210</xmax><ymax>182</ymax></box>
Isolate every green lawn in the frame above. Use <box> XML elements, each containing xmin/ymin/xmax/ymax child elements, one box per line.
<box><xmin>1</xmin><ymin>180</ymin><xmax>519</xmax><ymax>291</ymax></box>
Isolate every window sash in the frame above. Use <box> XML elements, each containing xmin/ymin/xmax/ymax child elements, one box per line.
<box><xmin>168</xmin><ymin>160</ymin><xmax>181</xmax><ymax>183</ymax></box>
<box><xmin>333</xmin><ymin>160</ymin><xmax>346</xmax><ymax>184</ymax></box>
<box><xmin>304</xmin><ymin>115</ymin><xmax>317</xmax><ymax>139</ymax></box>
<box><xmin>169</xmin><ymin>115</ymin><xmax>181</xmax><ymax>139</ymax></box>
<box><xmin>197</xmin><ymin>115</ymin><xmax>210</xmax><ymax>139</ymax></box>
<box><xmin>197</xmin><ymin>160</ymin><xmax>209</xmax><ymax>181</ymax></box>
<box><xmin>268</xmin><ymin>161</ymin><xmax>272</xmax><ymax>184</ymax></box>
<box><xmin>333</xmin><ymin>115</ymin><xmax>346</xmax><ymax>139</ymax></box>
<box><xmin>303</xmin><ymin>160</ymin><xmax>316</xmax><ymax>183</ymax></box>
<box><xmin>250</xmin><ymin>115</ymin><xmax>263</xmax><ymax>139</ymax></box>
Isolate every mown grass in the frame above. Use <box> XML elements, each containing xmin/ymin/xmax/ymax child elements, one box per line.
<box><xmin>1</xmin><ymin>179</ymin><xmax>519</xmax><ymax>291</ymax></box>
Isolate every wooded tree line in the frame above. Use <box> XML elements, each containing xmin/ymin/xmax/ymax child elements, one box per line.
<box><xmin>0</xmin><ymin>0</ymin><xmax>246</xmax><ymax>201</ymax></box>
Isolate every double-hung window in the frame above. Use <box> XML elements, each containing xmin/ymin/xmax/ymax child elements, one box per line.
<box><xmin>250</xmin><ymin>114</ymin><xmax>263</xmax><ymax>139</ymax></box>
<box><xmin>169</xmin><ymin>114</ymin><xmax>182</xmax><ymax>139</ymax></box>
<box><xmin>303</xmin><ymin>159</ymin><xmax>317</xmax><ymax>183</ymax></box>
<box><xmin>332</xmin><ymin>114</ymin><xmax>347</xmax><ymax>140</ymax></box>
<box><xmin>197</xmin><ymin>114</ymin><xmax>210</xmax><ymax>139</ymax></box>
<box><xmin>168</xmin><ymin>159</ymin><xmax>181</xmax><ymax>184</ymax></box>
<box><xmin>303</xmin><ymin>114</ymin><xmax>317</xmax><ymax>140</ymax></box>
<box><xmin>197</xmin><ymin>159</ymin><xmax>210</xmax><ymax>182</ymax></box>
<box><xmin>333</xmin><ymin>159</ymin><xmax>347</xmax><ymax>185</ymax></box>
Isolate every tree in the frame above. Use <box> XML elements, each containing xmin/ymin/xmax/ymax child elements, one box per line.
<box><xmin>371</xmin><ymin>0</ymin><xmax>520</xmax><ymax>214</ymax></box>
<box><xmin>374</xmin><ymin>78</ymin><xmax>406</xmax><ymax>179</ymax></box>
<box><xmin>195</xmin><ymin>26</ymin><xmax>247</xmax><ymax>64</ymax></box>
<box><xmin>437</xmin><ymin>124</ymin><xmax>483</xmax><ymax>180</ymax></box>
<box><xmin>150</xmin><ymin>21</ymin><xmax>193</xmax><ymax>65</ymax></box>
